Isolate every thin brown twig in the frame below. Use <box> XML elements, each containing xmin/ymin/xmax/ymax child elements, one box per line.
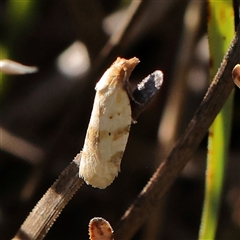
<box><xmin>114</xmin><ymin>25</ymin><xmax>240</xmax><ymax>240</ymax></box>
<box><xmin>14</xmin><ymin>154</ymin><xmax>83</xmax><ymax>240</ymax></box>
<box><xmin>158</xmin><ymin>0</ymin><xmax>204</xmax><ymax>155</ymax></box>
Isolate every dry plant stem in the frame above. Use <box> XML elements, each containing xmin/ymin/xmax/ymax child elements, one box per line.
<box><xmin>158</xmin><ymin>0</ymin><xmax>203</xmax><ymax>155</ymax></box>
<box><xmin>114</xmin><ymin>26</ymin><xmax>240</xmax><ymax>240</ymax></box>
<box><xmin>14</xmin><ymin>155</ymin><xmax>83</xmax><ymax>240</ymax></box>
<box><xmin>13</xmin><ymin>70</ymin><xmax>162</xmax><ymax>240</ymax></box>
<box><xmin>100</xmin><ymin>0</ymin><xmax>142</xmax><ymax>57</ymax></box>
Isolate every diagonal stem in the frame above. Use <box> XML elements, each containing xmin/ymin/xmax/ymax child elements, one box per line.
<box><xmin>114</xmin><ymin>24</ymin><xmax>240</xmax><ymax>240</ymax></box>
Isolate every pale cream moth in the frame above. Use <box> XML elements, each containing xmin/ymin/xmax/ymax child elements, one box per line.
<box><xmin>79</xmin><ymin>57</ymin><xmax>140</xmax><ymax>189</ymax></box>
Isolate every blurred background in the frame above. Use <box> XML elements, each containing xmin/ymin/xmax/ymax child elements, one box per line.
<box><xmin>0</xmin><ymin>0</ymin><xmax>240</xmax><ymax>239</ymax></box>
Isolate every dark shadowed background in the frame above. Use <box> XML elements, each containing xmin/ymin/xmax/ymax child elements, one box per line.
<box><xmin>1</xmin><ymin>0</ymin><xmax>240</xmax><ymax>239</ymax></box>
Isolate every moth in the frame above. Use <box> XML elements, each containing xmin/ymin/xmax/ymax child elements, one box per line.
<box><xmin>79</xmin><ymin>57</ymin><xmax>140</xmax><ymax>189</ymax></box>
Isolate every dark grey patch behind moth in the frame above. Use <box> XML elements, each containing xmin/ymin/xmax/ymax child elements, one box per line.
<box><xmin>130</xmin><ymin>70</ymin><xmax>163</xmax><ymax>120</ymax></box>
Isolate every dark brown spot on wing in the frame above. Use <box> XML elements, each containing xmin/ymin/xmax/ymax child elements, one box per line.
<box><xmin>109</xmin><ymin>151</ymin><xmax>124</xmax><ymax>167</ymax></box>
<box><xmin>86</xmin><ymin>126</ymin><xmax>99</xmax><ymax>146</ymax></box>
<box><xmin>112</xmin><ymin>125</ymin><xmax>130</xmax><ymax>140</ymax></box>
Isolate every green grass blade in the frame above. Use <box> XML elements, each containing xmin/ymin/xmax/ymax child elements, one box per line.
<box><xmin>199</xmin><ymin>1</ymin><xmax>235</xmax><ymax>239</ymax></box>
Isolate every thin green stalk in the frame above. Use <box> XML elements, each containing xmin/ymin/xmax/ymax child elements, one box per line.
<box><xmin>199</xmin><ymin>1</ymin><xmax>235</xmax><ymax>239</ymax></box>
